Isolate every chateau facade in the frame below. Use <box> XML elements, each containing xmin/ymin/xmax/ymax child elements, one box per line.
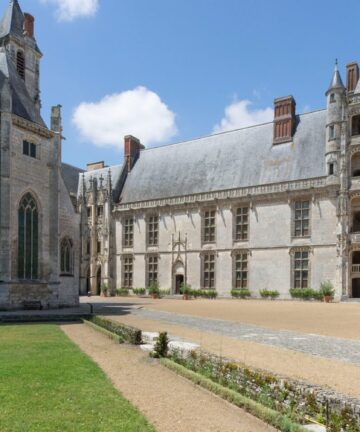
<box><xmin>1</xmin><ymin>0</ymin><xmax>360</xmax><ymax>310</ymax></box>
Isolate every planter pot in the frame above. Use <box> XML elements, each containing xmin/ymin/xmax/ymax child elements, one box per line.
<box><xmin>151</xmin><ymin>294</ymin><xmax>158</xmax><ymax>299</ymax></box>
<box><xmin>323</xmin><ymin>296</ymin><xmax>332</xmax><ymax>303</ymax></box>
<box><xmin>101</xmin><ymin>292</ymin><xmax>108</xmax><ymax>298</ymax></box>
<box><xmin>183</xmin><ymin>294</ymin><xmax>189</xmax><ymax>300</ymax></box>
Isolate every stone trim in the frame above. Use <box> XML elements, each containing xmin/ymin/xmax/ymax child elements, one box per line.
<box><xmin>115</xmin><ymin>177</ymin><xmax>329</xmax><ymax>213</ymax></box>
<box><xmin>12</xmin><ymin>115</ymin><xmax>54</xmax><ymax>139</ymax></box>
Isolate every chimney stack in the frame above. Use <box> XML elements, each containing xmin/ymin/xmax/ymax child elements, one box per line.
<box><xmin>346</xmin><ymin>62</ymin><xmax>359</xmax><ymax>92</ymax></box>
<box><xmin>124</xmin><ymin>135</ymin><xmax>144</xmax><ymax>172</ymax></box>
<box><xmin>24</xmin><ymin>13</ymin><xmax>35</xmax><ymax>38</ymax></box>
<box><xmin>87</xmin><ymin>161</ymin><xmax>105</xmax><ymax>172</ymax></box>
<box><xmin>273</xmin><ymin>96</ymin><xmax>296</xmax><ymax>145</ymax></box>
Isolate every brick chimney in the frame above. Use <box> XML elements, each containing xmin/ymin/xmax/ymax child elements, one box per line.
<box><xmin>124</xmin><ymin>135</ymin><xmax>144</xmax><ymax>172</ymax></box>
<box><xmin>87</xmin><ymin>161</ymin><xmax>105</xmax><ymax>171</ymax></box>
<box><xmin>24</xmin><ymin>13</ymin><xmax>35</xmax><ymax>38</ymax></box>
<box><xmin>273</xmin><ymin>96</ymin><xmax>296</xmax><ymax>145</ymax></box>
<box><xmin>346</xmin><ymin>62</ymin><xmax>359</xmax><ymax>92</ymax></box>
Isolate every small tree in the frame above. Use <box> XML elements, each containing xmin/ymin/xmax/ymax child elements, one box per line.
<box><xmin>152</xmin><ymin>332</ymin><xmax>169</xmax><ymax>358</ymax></box>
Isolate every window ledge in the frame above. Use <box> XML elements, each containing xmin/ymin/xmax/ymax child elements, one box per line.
<box><xmin>291</xmin><ymin>235</ymin><xmax>311</xmax><ymax>240</ymax></box>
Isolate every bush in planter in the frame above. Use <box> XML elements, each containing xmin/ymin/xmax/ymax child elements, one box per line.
<box><xmin>231</xmin><ymin>289</ymin><xmax>251</xmax><ymax>299</ymax></box>
<box><xmin>180</xmin><ymin>283</ymin><xmax>192</xmax><ymax>299</ymax></box>
<box><xmin>260</xmin><ymin>289</ymin><xmax>279</xmax><ymax>299</ymax></box>
<box><xmin>100</xmin><ymin>283</ymin><xmax>108</xmax><ymax>296</ymax></box>
<box><xmin>148</xmin><ymin>282</ymin><xmax>160</xmax><ymax>298</ymax></box>
<box><xmin>319</xmin><ymin>280</ymin><xmax>335</xmax><ymax>302</ymax></box>
<box><xmin>116</xmin><ymin>288</ymin><xmax>129</xmax><ymax>296</ymax></box>
<box><xmin>289</xmin><ymin>288</ymin><xmax>322</xmax><ymax>301</ymax></box>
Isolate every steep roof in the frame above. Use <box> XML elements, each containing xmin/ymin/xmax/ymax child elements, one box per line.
<box><xmin>61</xmin><ymin>163</ymin><xmax>85</xmax><ymax>196</ymax></box>
<box><xmin>0</xmin><ymin>0</ymin><xmax>23</xmax><ymax>39</ymax></box>
<box><xmin>326</xmin><ymin>62</ymin><xmax>345</xmax><ymax>94</ymax></box>
<box><xmin>0</xmin><ymin>47</ymin><xmax>46</xmax><ymax>126</ymax></box>
<box><xmin>120</xmin><ymin>109</ymin><xmax>327</xmax><ymax>204</ymax></box>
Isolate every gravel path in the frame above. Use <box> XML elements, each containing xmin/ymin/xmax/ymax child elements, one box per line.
<box><xmin>130</xmin><ymin>308</ymin><xmax>360</xmax><ymax>365</ymax></box>
<box><xmin>62</xmin><ymin>323</ymin><xmax>276</xmax><ymax>432</ymax></box>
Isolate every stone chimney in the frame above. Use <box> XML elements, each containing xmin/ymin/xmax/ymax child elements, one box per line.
<box><xmin>124</xmin><ymin>135</ymin><xmax>144</xmax><ymax>172</ymax></box>
<box><xmin>273</xmin><ymin>96</ymin><xmax>296</xmax><ymax>145</ymax></box>
<box><xmin>23</xmin><ymin>13</ymin><xmax>35</xmax><ymax>38</ymax></box>
<box><xmin>346</xmin><ymin>62</ymin><xmax>359</xmax><ymax>92</ymax></box>
<box><xmin>87</xmin><ymin>161</ymin><xmax>105</xmax><ymax>172</ymax></box>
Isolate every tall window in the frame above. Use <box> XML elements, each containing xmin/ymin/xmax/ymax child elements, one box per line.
<box><xmin>97</xmin><ymin>206</ymin><xmax>103</xmax><ymax>218</ymax></box>
<box><xmin>235</xmin><ymin>207</ymin><xmax>249</xmax><ymax>241</ymax></box>
<box><xmin>234</xmin><ymin>252</ymin><xmax>248</xmax><ymax>288</ymax></box>
<box><xmin>352</xmin><ymin>115</ymin><xmax>360</xmax><ymax>136</ymax></box>
<box><xmin>122</xmin><ymin>256</ymin><xmax>133</xmax><ymax>288</ymax></box>
<box><xmin>16</xmin><ymin>51</ymin><xmax>25</xmax><ymax>80</ymax></box>
<box><xmin>60</xmin><ymin>238</ymin><xmax>73</xmax><ymax>275</ymax></box>
<box><xmin>147</xmin><ymin>255</ymin><xmax>158</xmax><ymax>287</ymax></box>
<box><xmin>293</xmin><ymin>250</ymin><xmax>309</xmax><ymax>288</ymax></box>
<box><xmin>202</xmin><ymin>253</ymin><xmax>215</xmax><ymax>289</ymax></box>
<box><xmin>147</xmin><ymin>216</ymin><xmax>158</xmax><ymax>246</ymax></box>
<box><xmin>123</xmin><ymin>217</ymin><xmax>134</xmax><ymax>247</ymax></box>
<box><xmin>329</xmin><ymin>125</ymin><xmax>335</xmax><ymax>140</ymax></box>
<box><xmin>203</xmin><ymin>209</ymin><xmax>216</xmax><ymax>243</ymax></box>
<box><xmin>18</xmin><ymin>193</ymin><xmax>38</xmax><ymax>280</ymax></box>
<box><xmin>294</xmin><ymin>200</ymin><xmax>310</xmax><ymax>237</ymax></box>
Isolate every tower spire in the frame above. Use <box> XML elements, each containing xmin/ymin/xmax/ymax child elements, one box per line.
<box><xmin>326</xmin><ymin>60</ymin><xmax>345</xmax><ymax>95</ymax></box>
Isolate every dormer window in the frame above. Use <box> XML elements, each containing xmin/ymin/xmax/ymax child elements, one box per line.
<box><xmin>330</xmin><ymin>93</ymin><xmax>335</xmax><ymax>103</ymax></box>
<box><xmin>329</xmin><ymin>125</ymin><xmax>335</xmax><ymax>140</ymax></box>
<box><xmin>16</xmin><ymin>51</ymin><xmax>25</xmax><ymax>80</ymax></box>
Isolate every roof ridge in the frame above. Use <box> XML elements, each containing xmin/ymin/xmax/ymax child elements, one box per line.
<box><xmin>141</xmin><ymin>108</ymin><xmax>326</xmax><ymax>153</ymax></box>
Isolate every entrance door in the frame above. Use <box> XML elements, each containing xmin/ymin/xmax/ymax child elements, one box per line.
<box><xmin>175</xmin><ymin>275</ymin><xmax>184</xmax><ymax>295</ymax></box>
<box><xmin>96</xmin><ymin>267</ymin><xmax>102</xmax><ymax>295</ymax></box>
<box><xmin>352</xmin><ymin>278</ymin><xmax>360</xmax><ymax>298</ymax></box>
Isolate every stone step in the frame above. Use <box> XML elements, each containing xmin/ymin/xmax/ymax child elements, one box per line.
<box><xmin>303</xmin><ymin>425</ymin><xmax>326</xmax><ymax>432</ymax></box>
<box><xmin>168</xmin><ymin>341</ymin><xmax>200</xmax><ymax>357</ymax></box>
<box><xmin>139</xmin><ymin>344</ymin><xmax>155</xmax><ymax>353</ymax></box>
<box><xmin>142</xmin><ymin>332</ymin><xmax>159</xmax><ymax>344</ymax></box>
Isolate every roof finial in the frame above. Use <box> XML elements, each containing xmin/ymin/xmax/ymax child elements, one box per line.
<box><xmin>335</xmin><ymin>58</ymin><xmax>338</xmax><ymax>66</ymax></box>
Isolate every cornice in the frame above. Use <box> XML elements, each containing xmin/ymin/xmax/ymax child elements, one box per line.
<box><xmin>12</xmin><ymin>115</ymin><xmax>54</xmax><ymax>139</ymax></box>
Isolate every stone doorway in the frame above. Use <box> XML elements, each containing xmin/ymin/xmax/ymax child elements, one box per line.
<box><xmin>352</xmin><ymin>278</ymin><xmax>360</xmax><ymax>298</ymax></box>
<box><xmin>96</xmin><ymin>267</ymin><xmax>102</xmax><ymax>295</ymax></box>
<box><xmin>175</xmin><ymin>275</ymin><xmax>184</xmax><ymax>295</ymax></box>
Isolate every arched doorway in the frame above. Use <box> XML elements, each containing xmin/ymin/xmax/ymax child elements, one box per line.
<box><xmin>96</xmin><ymin>267</ymin><xmax>102</xmax><ymax>295</ymax></box>
<box><xmin>173</xmin><ymin>261</ymin><xmax>185</xmax><ymax>294</ymax></box>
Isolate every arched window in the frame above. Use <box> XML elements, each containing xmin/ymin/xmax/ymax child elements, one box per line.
<box><xmin>352</xmin><ymin>115</ymin><xmax>360</xmax><ymax>136</ymax></box>
<box><xmin>18</xmin><ymin>193</ymin><xmax>38</xmax><ymax>280</ymax></box>
<box><xmin>60</xmin><ymin>238</ymin><xmax>73</xmax><ymax>274</ymax></box>
<box><xmin>16</xmin><ymin>51</ymin><xmax>25</xmax><ymax>80</ymax></box>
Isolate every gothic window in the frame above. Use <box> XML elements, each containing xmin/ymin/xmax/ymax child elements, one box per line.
<box><xmin>352</xmin><ymin>115</ymin><xmax>360</xmax><ymax>136</ymax></box>
<box><xmin>122</xmin><ymin>256</ymin><xmax>133</xmax><ymax>288</ymax></box>
<box><xmin>123</xmin><ymin>217</ymin><xmax>134</xmax><ymax>248</ymax></box>
<box><xmin>60</xmin><ymin>238</ymin><xmax>73</xmax><ymax>275</ymax></box>
<box><xmin>234</xmin><ymin>252</ymin><xmax>248</xmax><ymax>288</ymax></box>
<box><xmin>146</xmin><ymin>255</ymin><xmax>158</xmax><ymax>287</ymax></box>
<box><xmin>293</xmin><ymin>250</ymin><xmax>310</xmax><ymax>288</ymax></box>
<box><xmin>23</xmin><ymin>141</ymin><xmax>37</xmax><ymax>159</ymax></box>
<box><xmin>86</xmin><ymin>239</ymin><xmax>91</xmax><ymax>255</ymax></box>
<box><xmin>235</xmin><ymin>207</ymin><xmax>249</xmax><ymax>241</ymax></box>
<box><xmin>202</xmin><ymin>253</ymin><xmax>215</xmax><ymax>289</ymax></box>
<box><xmin>16</xmin><ymin>51</ymin><xmax>25</xmax><ymax>80</ymax></box>
<box><xmin>18</xmin><ymin>193</ymin><xmax>38</xmax><ymax>280</ymax></box>
<box><xmin>294</xmin><ymin>200</ymin><xmax>310</xmax><ymax>237</ymax></box>
<box><xmin>147</xmin><ymin>216</ymin><xmax>158</xmax><ymax>246</ymax></box>
<box><xmin>97</xmin><ymin>206</ymin><xmax>103</xmax><ymax>218</ymax></box>
<box><xmin>97</xmin><ymin>241</ymin><xmax>102</xmax><ymax>254</ymax></box>
<box><xmin>87</xmin><ymin>207</ymin><xmax>92</xmax><ymax>218</ymax></box>
<box><xmin>329</xmin><ymin>125</ymin><xmax>335</xmax><ymax>140</ymax></box>
<box><xmin>203</xmin><ymin>209</ymin><xmax>216</xmax><ymax>243</ymax></box>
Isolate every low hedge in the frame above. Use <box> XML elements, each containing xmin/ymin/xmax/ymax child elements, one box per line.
<box><xmin>260</xmin><ymin>289</ymin><xmax>280</xmax><ymax>299</ymax></box>
<box><xmin>289</xmin><ymin>288</ymin><xmax>322</xmax><ymax>301</ymax></box>
<box><xmin>83</xmin><ymin>319</ymin><xmax>124</xmax><ymax>344</ymax></box>
<box><xmin>89</xmin><ymin>316</ymin><xmax>142</xmax><ymax>345</ymax></box>
<box><xmin>161</xmin><ymin>359</ymin><xmax>307</xmax><ymax>432</ymax></box>
<box><xmin>116</xmin><ymin>288</ymin><xmax>129</xmax><ymax>296</ymax></box>
<box><xmin>231</xmin><ymin>289</ymin><xmax>251</xmax><ymax>298</ymax></box>
<box><xmin>192</xmin><ymin>289</ymin><xmax>218</xmax><ymax>299</ymax></box>
<box><xmin>133</xmin><ymin>288</ymin><xmax>146</xmax><ymax>295</ymax></box>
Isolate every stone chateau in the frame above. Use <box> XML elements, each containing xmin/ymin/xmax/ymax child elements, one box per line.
<box><xmin>1</xmin><ymin>0</ymin><xmax>360</xmax><ymax>310</ymax></box>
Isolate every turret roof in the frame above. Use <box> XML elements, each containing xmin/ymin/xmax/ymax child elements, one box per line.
<box><xmin>326</xmin><ymin>61</ymin><xmax>345</xmax><ymax>94</ymax></box>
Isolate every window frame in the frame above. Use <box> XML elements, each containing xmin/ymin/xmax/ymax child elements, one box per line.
<box><xmin>202</xmin><ymin>208</ymin><xmax>216</xmax><ymax>244</ymax></box>
<box><xmin>123</xmin><ymin>216</ymin><xmax>134</xmax><ymax>248</ymax></box>
<box><xmin>234</xmin><ymin>206</ymin><xmax>249</xmax><ymax>242</ymax></box>
<box><xmin>291</xmin><ymin>248</ymin><xmax>311</xmax><ymax>289</ymax></box>
<box><xmin>23</xmin><ymin>141</ymin><xmax>37</xmax><ymax>159</ymax></box>
<box><xmin>292</xmin><ymin>199</ymin><xmax>311</xmax><ymax>238</ymax></box>
<box><xmin>146</xmin><ymin>254</ymin><xmax>158</xmax><ymax>288</ymax></box>
<box><xmin>232</xmin><ymin>250</ymin><xmax>249</xmax><ymax>289</ymax></box>
<box><xmin>201</xmin><ymin>252</ymin><xmax>216</xmax><ymax>289</ymax></box>
<box><xmin>147</xmin><ymin>215</ymin><xmax>159</xmax><ymax>247</ymax></box>
<box><xmin>60</xmin><ymin>237</ymin><xmax>74</xmax><ymax>276</ymax></box>
<box><xmin>122</xmin><ymin>255</ymin><xmax>134</xmax><ymax>288</ymax></box>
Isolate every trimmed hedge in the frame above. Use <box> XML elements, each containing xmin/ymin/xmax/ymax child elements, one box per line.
<box><xmin>83</xmin><ymin>319</ymin><xmax>124</xmax><ymax>344</ymax></box>
<box><xmin>260</xmin><ymin>289</ymin><xmax>280</xmax><ymax>299</ymax></box>
<box><xmin>231</xmin><ymin>289</ymin><xmax>251</xmax><ymax>299</ymax></box>
<box><xmin>133</xmin><ymin>288</ymin><xmax>146</xmax><ymax>295</ymax></box>
<box><xmin>161</xmin><ymin>359</ymin><xmax>308</xmax><ymax>432</ymax></box>
<box><xmin>89</xmin><ymin>316</ymin><xmax>142</xmax><ymax>345</ymax></box>
<box><xmin>116</xmin><ymin>288</ymin><xmax>129</xmax><ymax>296</ymax></box>
<box><xmin>289</xmin><ymin>288</ymin><xmax>322</xmax><ymax>301</ymax></box>
<box><xmin>191</xmin><ymin>290</ymin><xmax>218</xmax><ymax>299</ymax></box>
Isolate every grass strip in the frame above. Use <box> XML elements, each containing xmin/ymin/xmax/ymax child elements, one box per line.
<box><xmin>83</xmin><ymin>318</ymin><xmax>124</xmax><ymax>344</ymax></box>
<box><xmin>161</xmin><ymin>358</ymin><xmax>308</xmax><ymax>432</ymax></box>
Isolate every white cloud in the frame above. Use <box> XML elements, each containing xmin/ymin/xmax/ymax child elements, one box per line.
<box><xmin>41</xmin><ymin>0</ymin><xmax>99</xmax><ymax>21</ymax></box>
<box><xmin>213</xmin><ymin>99</ymin><xmax>273</xmax><ymax>133</ymax></box>
<box><xmin>72</xmin><ymin>86</ymin><xmax>177</xmax><ymax>148</ymax></box>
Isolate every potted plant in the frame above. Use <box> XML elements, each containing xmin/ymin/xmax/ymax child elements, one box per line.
<box><xmin>148</xmin><ymin>282</ymin><xmax>160</xmax><ymax>299</ymax></box>
<box><xmin>100</xmin><ymin>283</ymin><xmax>108</xmax><ymax>297</ymax></box>
<box><xmin>319</xmin><ymin>281</ymin><xmax>335</xmax><ymax>303</ymax></box>
<box><xmin>180</xmin><ymin>283</ymin><xmax>192</xmax><ymax>300</ymax></box>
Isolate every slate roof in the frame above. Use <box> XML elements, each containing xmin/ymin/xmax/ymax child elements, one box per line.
<box><xmin>120</xmin><ymin>109</ymin><xmax>327</xmax><ymax>204</ymax></box>
<box><xmin>327</xmin><ymin>62</ymin><xmax>345</xmax><ymax>94</ymax></box>
<box><xmin>0</xmin><ymin>47</ymin><xmax>46</xmax><ymax>126</ymax></box>
<box><xmin>61</xmin><ymin>163</ymin><xmax>85</xmax><ymax>196</ymax></box>
<box><xmin>0</xmin><ymin>0</ymin><xmax>23</xmax><ymax>39</ymax></box>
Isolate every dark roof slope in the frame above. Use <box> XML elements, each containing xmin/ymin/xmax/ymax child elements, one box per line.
<box><xmin>120</xmin><ymin>109</ymin><xmax>327</xmax><ymax>204</ymax></box>
<box><xmin>0</xmin><ymin>0</ymin><xmax>23</xmax><ymax>39</ymax></box>
<box><xmin>0</xmin><ymin>47</ymin><xmax>46</xmax><ymax>126</ymax></box>
<box><xmin>61</xmin><ymin>163</ymin><xmax>85</xmax><ymax>195</ymax></box>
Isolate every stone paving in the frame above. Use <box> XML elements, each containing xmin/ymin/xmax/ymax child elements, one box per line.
<box><xmin>130</xmin><ymin>308</ymin><xmax>360</xmax><ymax>365</ymax></box>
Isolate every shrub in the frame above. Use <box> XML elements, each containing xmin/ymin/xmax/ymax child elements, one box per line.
<box><xmin>148</xmin><ymin>282</ymin><xmax>160</xmax><ymax>297</ymax></box>
<box><xmin>260</xmin><ymin>289</ymin><xmax>279</xmax><ymax>299</ymax></box>
<box><xmin>260</xmin><ymin>289</ymin><xmax>270</xmax><ymax>298</ymax></box>
<box><xmin>319</xmin><ymin>280</ymin><xmax>335</xmax><ymax>298</ymax></box>
<box><xmin>159</xmin><ymin>289</ymin><xmax>171</xmax><ymax>297</ymax></box>
<box><xmin>89</xmin><ymin>316</ymin><xmax>142</xmax><ymax>345</ymax></box>
<box><xmin>133</xmin><ymin>288</ymin><xmax>146</xmax><ymax>296</ymax></box>
<box><xmin>192</xmin><ymin>289</ymin><xmax>218</xmax><ymax>299</ymax></box>
<box><xmin>180</xmin><ymin>283</ymin><xmax>192</xmax><ymax>295</ymax></box>
<box><xmin>116</xmin><ymin>288</ymin><xmax>129</xmax><ymax>296</ymax></box>
<box><xmin>231</xmin><ymin>289</ymin><xmax>251</xmax><ymax>299</ymax></box>
<box><xmin>152</xmin><ymin>332</ymin><xmax>169</xmax><ymax>358</ymax></box>
<box><xmin>100</xmin><ymin>283</ymin><xmax>108</xmax><ymax>295</ymax></box>
<box><xmin>289</xmin><ymin>288</ymin><xmax>322</xmax><ymax>301</ymax></box>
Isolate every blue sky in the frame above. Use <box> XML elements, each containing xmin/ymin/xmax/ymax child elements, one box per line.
<box><xmin>8</xmin><ymin>0</ymin><xmax>360</xmax><ymax>169</ymax></box>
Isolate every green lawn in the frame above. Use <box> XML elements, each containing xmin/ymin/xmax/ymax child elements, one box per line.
<box><xmin>0</xmin><ymin>324</ymin><xmax>155</xmax><ymax>432</ymax></box>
